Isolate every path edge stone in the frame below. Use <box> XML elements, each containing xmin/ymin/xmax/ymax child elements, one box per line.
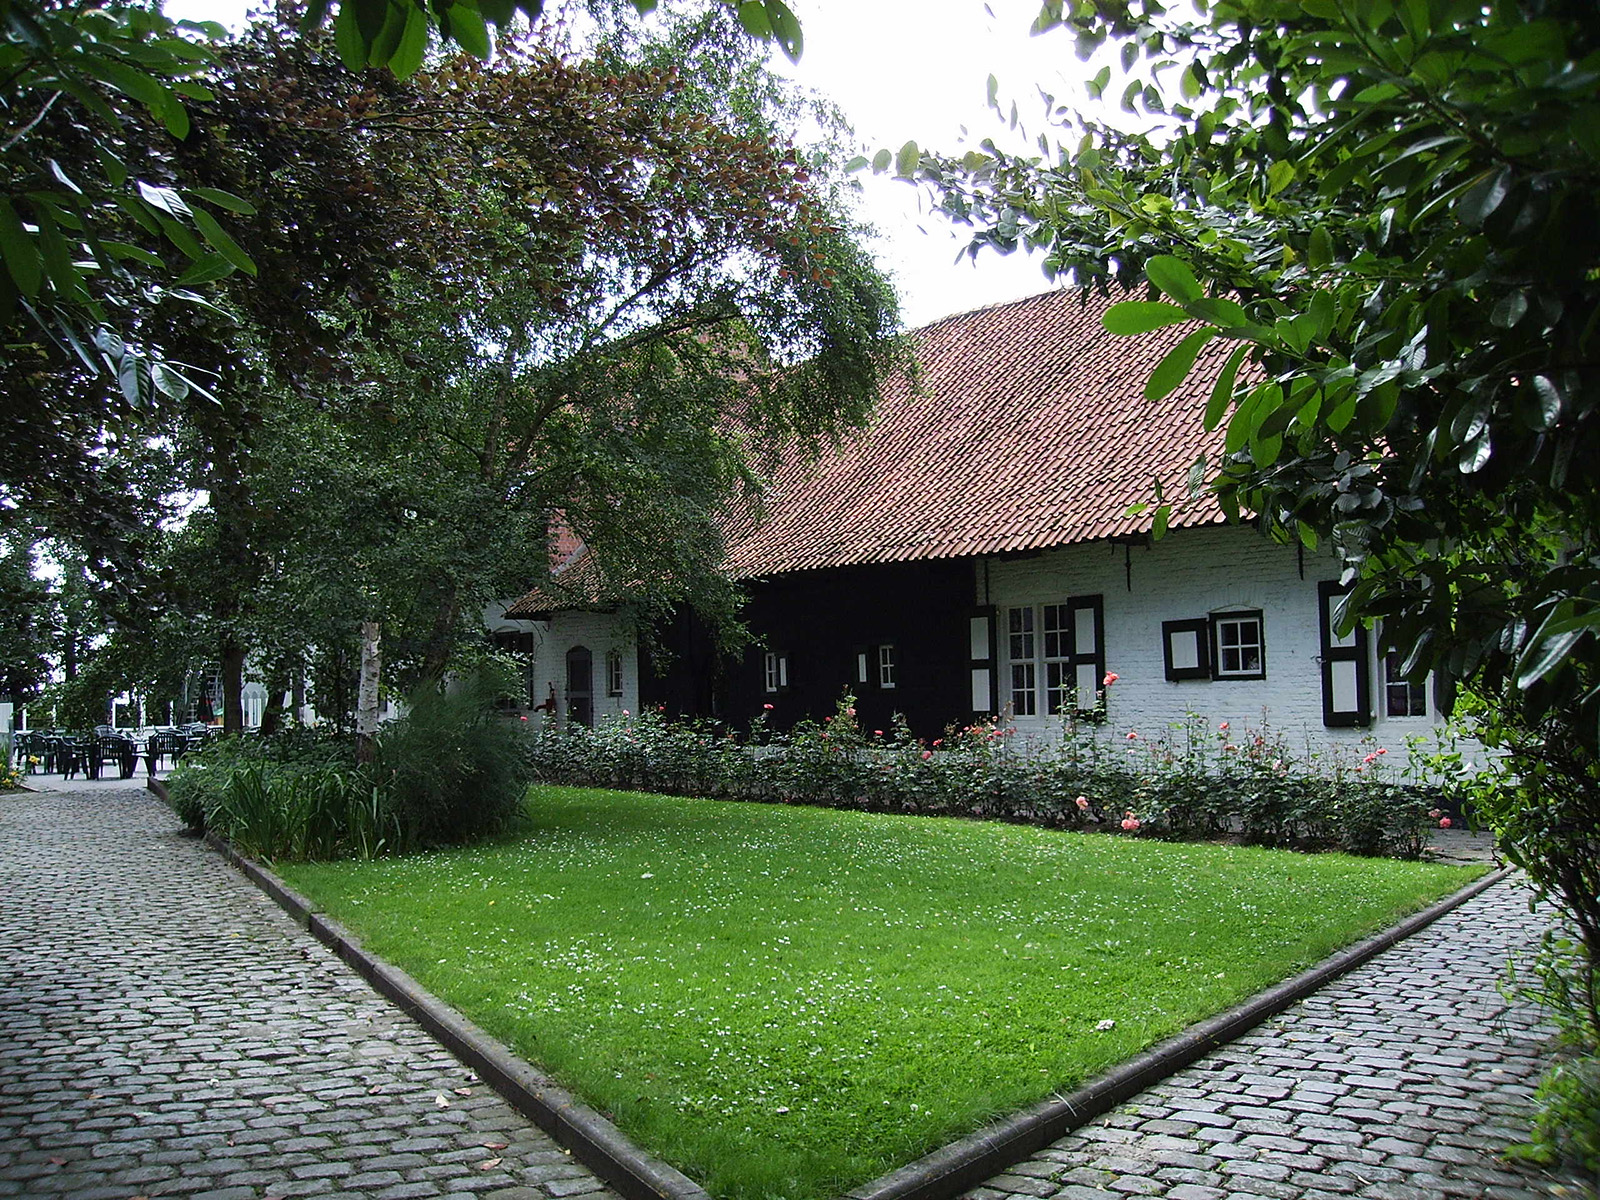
<box><xmin>148</xmin><ymin>781</ymin><xmax>710</xmax><ymax>1200</ymax></box>
<box><xmin>840</xmin><ymin>863</ymin><xmax>1515</xmax><ymax>1200</ymax></box>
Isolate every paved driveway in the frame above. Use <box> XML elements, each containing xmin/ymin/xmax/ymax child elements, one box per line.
<box><xmin>0</xmin><ymin>780</ymin><xmax>622</xmax><ymax>1200</ymax></box>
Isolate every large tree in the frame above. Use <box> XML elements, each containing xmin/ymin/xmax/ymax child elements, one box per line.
<box><xmin>900</xmin><ymin>0</ymin><xmax>1599</xmax><ymax>1156</ymax></box>
<box><xmin>101</xmin><ymin>9</ymin><xmax>907</xmax><ymax>735</ymax></box>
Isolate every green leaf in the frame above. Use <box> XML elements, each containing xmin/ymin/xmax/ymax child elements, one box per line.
<box><xmin>1205</xmin><ymin>343</ymin><xmax>1249</xmax><ymax>431</ymax></box>
<box><xmin>1490</xmin><ymin>290</ymin><xmax>1528</xmax><ymax>329</ymax></box>
<box><xmin>1456</xmin><ymin>167</ymin><xmax>1512</xmax><ymax>228</ymax></box>
<box><xmin>1144</xmin><ymin>255</ymin><xmax>1202</xmax><ymax>304</ymax></box>
<box><xmin>1307</xmin><ymin>225</ymin><xmax>1333</xmax><ymax>270</ymax></box>
<box><xmin>764</xmin><ymin>0</ymin><xmax>803</xmax><ymax>61</ymax></box>
<box><xmin>185</xmin><ymin>187</ymin><xmax>256</xmax><ymax>216</ymax></box>
<box><xmin>1102</xmin><ymin>301</ymin><xmax>1191</xmax><ymax>335</ymax></box>
<box><xmin>190</xmin><ymin>207</ymin><xmax>256</xmax><ymax>276</ymax></box>
<box><xmin>871</xmin><ymin>148</ymin><xmax>891</xmax><ymax>172</ymax></box>
<box><xmin>1187</xmin><ymin>295</ymin><xmax>1252</xmax><ymax>329</ymax></box>
<box><xmin>1146</xmin><ymin>327</ymin><xmax>1218</xmax><ymax>402</ymax></box>
<box><xmin>0</xmin><ymin>199</ymin><xmax>41</xmax><ymax>297</ymax></box>
<box><xmin>1152</xmin><ymin>504</ymin><xmax>1170</xmax><ymax>539</ymax></box>
<box><xmin>174</xmin><ymin>251</ymin><xmax>236</xmax><ymax>287</ymax></box>
<box><xmin>1267</xmin><ymin>160</ymin><xmax>1296</xmax><ymax>196</ymax></box>
<box><xmin>446</xmin><ymin>3</ymin><xmax>491</xmax><ymax>58</ymax></box>
<box><xmin>736</xmin><ymin>1</ymin><xmax>772</xmax><ymax>40</ymax></box>
<box><xmin>151</xmin><ymin>361</ymin><xmax>191</xmax><ymax>401</ymax></box>
<box><xmin>388</xmin><ymin>5</ymin><xmax>429</xmax><ymax>77</ymax></box>
<box><xmin>893</xmin><ymin>140</ymin><xmax>920</xmax><ymax>178</ymax></box>
<box><xmin>1518</xmin><ymin>375</ymin><xmax>1563</xmax><ymax>431</ymax></box>
<box><xmin>137</xmin><ymin>180</ymin><xmax>191</xmax><ymax>218</ymax></box>
<box><xmin>1515</xmin><ymin>626</ymin><xmax>1585</xmax><ymax>690</ymax></box>
<box><xmin>334</xmin><ymin>2</ymin><xmax>369</xmax><ymax>70</ymax></box>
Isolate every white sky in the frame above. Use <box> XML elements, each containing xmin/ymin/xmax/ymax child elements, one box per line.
<box><xmin>166</xmin><ymin>0</ymin><xmax>1090</xmax><ymax>328</ymax></box>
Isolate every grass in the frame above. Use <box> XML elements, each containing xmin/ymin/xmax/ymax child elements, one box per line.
<box><xmin>278</xmin><ymin>785</ymin><xmax>1485</xmax><ymax>1200</ymax></box>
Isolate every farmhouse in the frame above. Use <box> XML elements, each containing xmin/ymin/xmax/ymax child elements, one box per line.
<box><xmin>492</xmin><ymin>289</ymin><xmax>1455</xmax><ymax>768</ymax></box>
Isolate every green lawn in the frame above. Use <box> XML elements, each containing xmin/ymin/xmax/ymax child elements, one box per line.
<box><xmin>279</xmin><ymin>785</ymin><xmax>1483</xmax><ymax>1200</ymax></box>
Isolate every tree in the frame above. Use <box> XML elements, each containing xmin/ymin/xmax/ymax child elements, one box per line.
<box><xmin>242</xmin><ymin>10</ymin><xmax>910</xmax><ymax>745</ymax></box>
<box><xmin>900</xmin><ymin>0</ymin><xmax>1599</xmax><ymax>1159</ymax></box>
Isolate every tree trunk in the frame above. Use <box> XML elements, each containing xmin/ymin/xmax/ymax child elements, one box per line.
<box><xmin>258</xmin><ymin>662</ymin><xmax>292</xmax><ymax>735</ymax></box>
<box><xmin>220</xmin><ymin>635</ymin><xmax>247</xmax><ymax>733</ymax></box>
<box><xmin>292</xmin><ymin>665</ymin><xmax>306</xmax><ymax>725</ymax></box>
<box><xmin>419</xmin><ymin>585</ymin><xmax>461</xmax><ymax>683</ymax></box>
<box><xmin>356</xmin><ymin>620</ymin><xmax>382</xmax><ymax>764</ymax></box>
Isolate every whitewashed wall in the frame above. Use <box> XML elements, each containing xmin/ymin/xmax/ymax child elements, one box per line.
<box><xmin>483</xmin><ymin>602</ymin><xmax>638</xmax><ymax>729</ymax></box>
<box><xmin>978</xmin><ymin>525</ymin><xmax>1482</xmax><ymax>777</ymax></box>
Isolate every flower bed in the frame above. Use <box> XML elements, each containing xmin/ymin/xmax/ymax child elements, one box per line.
<box><xmin>524</xmin><ymin>692</ymin><xmax>1446</xmax><ymax>858</ymax></box>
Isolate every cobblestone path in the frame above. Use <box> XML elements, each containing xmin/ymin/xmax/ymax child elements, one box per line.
<box><xmin>968</xmin><ymin>877</ymin><xmax>1596</xmax><ymax>1200</ymax></box>
<box><xmin>0</xmin><ymin>781</ymin><xmax>622</xmax><ymax>1200</ymax></box>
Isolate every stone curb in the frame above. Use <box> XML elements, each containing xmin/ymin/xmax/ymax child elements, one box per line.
<box><xmin>152</xmin><ymin>774</ymin><xmax>1510</xmax><ymax>1200</ymax></box>
<box><xmin>840</xmin><ymin>863</ymin><xmax>1516</xmax><ymax>1200</ymax></box>
<box><xmin>146</xmin><ymin>779</ymin><xmax>709</xmax><ymax>1200</ymax></box>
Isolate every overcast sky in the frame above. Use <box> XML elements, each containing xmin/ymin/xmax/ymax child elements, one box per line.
<box><xmin>167</xmin><ymin>0</ymin><xmax>1088</xmax><ymax>328</ymax></box>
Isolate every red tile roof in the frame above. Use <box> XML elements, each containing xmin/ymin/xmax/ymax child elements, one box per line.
<box><xmin>506</xmin><ymin>287</ymin><xmax>1229</xmax><ymax>616</ymax></box>
<box><xmin>721</xmin><ymin>287</ymin><xmax>1228</xmax><ymax>577</ymax></box>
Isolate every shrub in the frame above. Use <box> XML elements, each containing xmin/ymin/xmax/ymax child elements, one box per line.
<box><xmin>161</xmin><ymin>670</ymin><xmax>531</xmax><ymax>861</ymax></box>
<box><xmin>371</xmin><ymin>668</ymin><xmax>532</xmax><ymax>853</ymax></box>
<box><xmin>523</xmin><ymin>694</ymin><xmax>1436</xmax><ymax>859</ymax></box>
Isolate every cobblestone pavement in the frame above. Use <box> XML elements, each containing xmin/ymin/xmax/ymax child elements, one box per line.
<box><xmin>0</xmin><ymin>779</ymin><xmax>623</xmax><ymax>1200</ymax></box>
<box><xmin>967</xmin><ymin>877</ymin><xmax>1596</xmax><ymax>1200</ymax></box>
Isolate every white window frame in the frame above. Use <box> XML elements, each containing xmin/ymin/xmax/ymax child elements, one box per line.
<box><xmin>763</xmin><ymin>651</ymin><xmax>789</xmax><ymax>693</ymax></box>
<box><xmin>1006</xmin><ymin>597</ymin><xmax>1104</xmax><ymax>716</ymax></box>
<box><xmin>1211</xmin><ymin>611</ymin><xmax>1265</xmax><ymax>679</ymax></box>
<box><xmin>1383</xmin><ymin>650</ymin><xmax>1428</xmax><ymax>718</ymax></box>
<box><xmin>605</xmin><ymin>649</ymin><xmax>624</xmax><ymax>697</ymax></box>
<box><xmin>877</xmin><ymin>643</ymin><xmax>896</xmax><ymax>689</ymax></box>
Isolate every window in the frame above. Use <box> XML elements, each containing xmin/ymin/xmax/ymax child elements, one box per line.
<box><xmin>763</xmin><ymin>651</ymin><xmax>789</xmax><ymax>693</ymax></box>
<box><xmin>1007</xmin><ymin>607</ymin><xmax>1037</xmax><ymax>715</ymax></box>
<box><xmin>1005</xmin><ymin>597</ymin><xmax>1104</xmax><ymax>716</ymax></box>
<box><xmin>854</xmin><ymin>643</ymin><xmax>897</xmax><ymax>690</ymax></box>
<box><xmin>1210</xmin><ymin>610</ymin><xmax>1265</xmax><ymax>679</ymax></box>
<box><xmin>1385</xmin><ymin>651</ymin><xmax>1427</xmax><ymax>717</ymax></box>
<box><xmin>606</xmin><ymin>650</ymin><xmax>623</xmax><ymax>697</ymax></box>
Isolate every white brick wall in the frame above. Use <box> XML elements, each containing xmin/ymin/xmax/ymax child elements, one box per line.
<box><xmin>484</xmin><ymin>603</ymin><xmax>638</xmax><ymax>728</ymax></box>
<box><xmin>977</xmin><ymin>526</ymin><xmax>1482</xmax><ymax>778</ymax></box>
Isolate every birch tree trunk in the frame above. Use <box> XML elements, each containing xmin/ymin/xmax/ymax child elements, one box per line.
<box><xmin>356</xmin><ymin>620</ymin><xmax>382</xmax><ymax>764</ymax></box>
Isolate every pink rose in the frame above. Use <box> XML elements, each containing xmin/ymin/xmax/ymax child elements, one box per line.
<box><xmin>622</xmin><ymin>709</ymin><xmax>630</xmax><ymax>716</ymax></box>
<box><xmin>874</xmin><ymin>730</ymin><xmax>883</xmax><ymax>737</ymax></box>
<box><xmin>1377</xmin><ymin>747</ymin><xmax>1388</xmax><ymax>755</ymax></box>
<box><xmin>1363</xmin><ymin>753</ymin><xmax>1377</xmax><ymax>764</ymax></box>
<box><xmin>1219</xmin><ymin>721</ymin><xmax>1229</xmax><ymax>731</ymax></box>
<box><xmin>763</xmin><ymin>703</ymin><xmax>774</xmax><ymax>710</ymax></box>
<box><xmin>845</xmin><ymin>707</ymin><xmax>856</xmax><ymax>717</ymax></box>
<box><xmin>519</xmin><ymin>715</ymin><xmax>528</xmax><ymax>721</ymax></box>
<box><xmin>1439</xmin><ymin>817</ymin><xmax>1453</xmax><ymax>828</ymax></box>
<box><xmin>1120</xmin><ymin>815</ymin><xmax>1141</xmax><ymax>832</ymax></box>
<box><xmin>1428</xmin><ymin>808</ymin><xmax>1441</xmax><ymax>819</ymax></box>
<box><xmin>932</xmin><ymin>738</ymin><xmax>942</xmax><ymax>747</ymax></box>
<box><xmin>1102</xmin><ymin>672</ymin><xmax>1119</xmax><ymax>686</ymax></box>
<box><xmin>1075</xmin><ymin>795</ymin><xmax>1090</xmax><ymax>810</ymax></box>
<box><xmin>1126</xmin><ymin>731</ymin><xmax>1138</xmax><ymax>741</ymax></box>
<box><xmin>921</xmin><ymin>750</ymin><xmax>933</xmax><ymax>761</ymax></box>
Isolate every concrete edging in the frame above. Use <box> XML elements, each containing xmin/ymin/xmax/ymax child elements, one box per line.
<box><xmin>841</xmin><ymin>863</ymin><xmax>1515</xmax><ymax>1200</ymax></box>
<box><xmin>163</xmin><ymin>769</ymin><xmax>1510</xmax><ymax>1200</ymax></box>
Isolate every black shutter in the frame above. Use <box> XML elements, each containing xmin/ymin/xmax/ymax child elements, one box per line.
<box><xmin>968</xmin><ymin>607</ymin><xmax>997</xmax><ymax>716</ymax></box>
<box><xmin>1162</xmin><ymin>618</ymin><xmax>1211</xmax><ymax>681</ymax></box>
<box><xmin>1318</xmin><ymin>581</ymin><xmax>1371</xmax><ymax>727</ymax></box>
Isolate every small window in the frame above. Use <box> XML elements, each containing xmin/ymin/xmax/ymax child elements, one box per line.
<box><xmin>605</xmin><ymin>650</ymin><xmax>623</xmax><ymax>697</ymax></box>
<box><xmin>1385</xmin><ymin>652</ymin><xmax>1427</xmax><ymax>717</ymax></box>
<box><xmin>877</xmin><ymin>644</ymin><xmax>896</xmax><ymax>689</ymax></box>
<box><xmin>763</xmin><ymin>651</ymin><xmax>789</xmax><ymax>693</ymax></box>
<box><xmin>1211</xmin><ymin>611</ymin><xmax>1265</xmax><ymax>679</ymax></box>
